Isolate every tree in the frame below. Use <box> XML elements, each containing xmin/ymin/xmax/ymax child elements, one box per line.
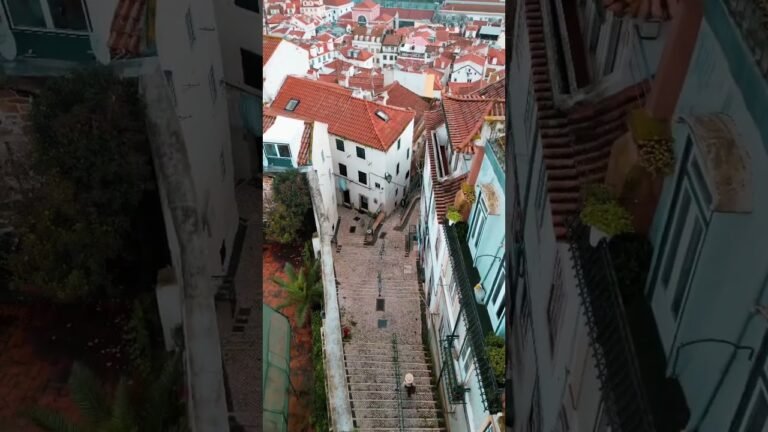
<box><xmin>8</xmin><ymin>67</ymin><xmax>157</xmax><ymax>301</ymax></box>
<box><xmin>25</xmin><ymin>353</ymin><xmax>186</xmax><ymax>432</ymax></box>
<box><xmin>272</xmin><ymin>242</ymin><xmax>324</xmax><ymax>327</ymax></box>
<box><xmin>265</xmin><ymin>170</ymin><xmax>313</xmax><ymax>245</ymax></box>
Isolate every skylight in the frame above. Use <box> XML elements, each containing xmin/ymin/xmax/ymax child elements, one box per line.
<box><xmin>285</xmin><ymin>99</ymin><xmax>300</xmax><ymax>111</ymax></box>
<box><xmin>375</xmin><ymin>110</ymin><xmax>389</xmax><ymax>122</ymax></box>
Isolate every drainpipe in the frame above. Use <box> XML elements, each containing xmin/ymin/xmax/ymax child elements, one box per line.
<box><xmin>689</xmin><ymin>265</ymin><xmax>768</xmax><ymax>429</ymax></box>
<box><xmin>644</xmin><ymin>0</ymin><xmax>704</xmax><ymax>120</ymax></box>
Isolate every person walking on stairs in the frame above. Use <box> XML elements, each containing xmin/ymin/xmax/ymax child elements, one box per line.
<box><xmin>403</xmin><ymin>373</ymin><xmax>416</xmax><ymax>398</ymax></box>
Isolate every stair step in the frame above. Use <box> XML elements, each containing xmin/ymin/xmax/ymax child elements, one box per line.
<box><xmin>354</xmin><ymin>417</ymin><xmax>443</xmax><ymax>429</ymax></box>
<box><xmin>349</xmin><ymin>383</ymin><xmax>438</xmax><ymax>393</ymax></box>
<box><xmin>348</xmin><ymin>390</ymin><xmax>437</xmax><ymax>401</ymax></box>
<box><xmin>351</xmin><ymin>400</ymin><xmax>438</xmax><ymax>410</ymax></box>
<box><xmin>347</xmin><ymin>374</ymin><xmax>434</xmax><ymax>385</ymax></box>
<box><xmin>346</xmin><ymin>361</ymin><xmax>432</xmax><ymax>371</ymax></box>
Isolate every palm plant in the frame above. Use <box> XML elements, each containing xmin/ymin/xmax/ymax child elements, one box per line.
<box><xmin>272</xmin><ymin>242</ymin><xmax>324</xmax><ymax>327</ymax></box>
<box><xmin>24</xmin><ymin>352</ymin><xmax>186</xmax><ymax>432</ymax></box>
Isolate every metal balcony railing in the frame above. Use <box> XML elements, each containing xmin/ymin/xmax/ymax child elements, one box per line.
<box><xmin>440</xmin><ymin>336</ymin><xmax>466</xmax><ymax>403</ymax></box>
<box><xmin>444</xmin><ymin>224</ymin><xmax>503</xmax><ymax>414</ymax></box>
<box><xmin>724</xmin><ymin>0</ymin><xmax>768</xmax><ymax>79</ymax></box>
<box><xmin>567</xmin><ymin>217</ymin><xmax>690</xmax><ymax>432</ymax></box>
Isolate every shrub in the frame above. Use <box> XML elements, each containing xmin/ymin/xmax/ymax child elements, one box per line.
<box><xmin>485</xmin><ymin>334</ymin><xmax>505</xmax><ymax>386</ymax></box>
<box><xmin>446</xmin><ymin>206</ymin><xmax>462</xmax><ymax>224</ymax></box>
<box><xmin>460</xmin><ymin>182</ymin><xmax>476</xmax><ymax>204</ymax></box>
<box><xmin>266</xmin><ymin>170</ymin><xmax>313</xmax><ymax>245</ymax></box>
<box><xmin>580</xmin><ymin>202</ymin><xmax>634</xmax><ymax>236</ymax></box>
<box><xmin>310</xmin><ymin>312</ymin><xmax>329</xmax><ymax>432</ymax></box>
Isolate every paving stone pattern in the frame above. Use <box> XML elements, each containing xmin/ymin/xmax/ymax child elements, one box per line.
<box><xmin>334</xmin><ymin>207</ymin><xmax>445</xmax><ymax>431</ymax></box>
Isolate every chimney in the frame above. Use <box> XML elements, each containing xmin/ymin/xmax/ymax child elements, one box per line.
<box><xmin>467</xmin><ymin>145</ymin><xmax>485</xmax><ymax>186</ymax></box>
<box><xmin>646</xmin><ymin>0</ymin><xmax>704</xmax><ymax>120</ymax></box>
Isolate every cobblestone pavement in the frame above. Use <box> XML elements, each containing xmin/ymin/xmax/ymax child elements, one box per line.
<box><xmin>334</xmin><ymin>207</ymin><xmax>445</xmax><ymax>431</ymax></box>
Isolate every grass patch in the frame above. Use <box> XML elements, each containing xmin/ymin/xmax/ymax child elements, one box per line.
<box><xmin>310</xmin><ymin>311</ymin><xmax>330</xmax><ymax>432</ymax></box>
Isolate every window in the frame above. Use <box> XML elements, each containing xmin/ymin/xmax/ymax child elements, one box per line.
<box><xmin>435</xmin><ymin>229</ymin><xmax>442</xmax><ymax>257</ymax></box>
<box><xmin>547</xmin><ymin>251</ymin><xmax>565</xmax><ymax>351</ymax></box>
<box><xmin>208</xmin><ymin>66</ymin><xmax>217</xmax><ymax>103</ymax></box>
<box><xmin>396</xmin><ymin>163</ymin><xmax>400</xmax><ymax>175</ymax></box>
<box><xmin>534</xmin><ymin>163</ymin><xmax>547</xmax><ymax>228</ymax></box>
<box><xmin>5</xmin><ymin>0</ymin><xmax>88</xmax><ymax>31</ymax></box>
<box><xmin>395</xmin><ymin>188</ymin><xmax>399</xmax><ymax>197</ymax></box>
<box><xmin>520</xmin><ymin>285</ymin><xmax>531</xmax><ymax>346</ymax></box>
<box><xmin>672</xmin><ymin>214</ymin><xmax>703</xmax><ymax>318</ymax></box>
<box><xmin>470</xmin><ymin>197</ymin><xmax>488</xmax><ymax>248</ymax></box>
<box><xmin>356</xmin><ymin>146</ymin><xmax>366</xmax><ymax>159</ymax></box>
<box><xmin>163</xmin><ymin>70</ymin><xmax>177</xmax><ymax>107</ymax></box>
<box><xmin>358</xmin><ymin>171</ymin><xmax>368</xmax><ymax>185</ymax></box>
<box><xmin>336</xmin><ymin>138</ymin><xmax>345</xmax><ymax>151</ymax></box>
<box><xmin>375</xmin><ymin>182</ymin><xmax>381</xmax><ymax>189</ymax></box>
<box><xmin>360</xmin><ymin>194</ymin><xmax>369</xmax><ymax>210</ymax></box>
<box><xmin>264</xmin><ymin>143</ymin><xmax>291</xmax><ymax>159</ymax></box>
<box><xmin>321</xmin><ymin>150</ymin><xmax>325</xmax><ymax>163</ymax></box>
<box><xmin>407</xmin><ymin>148</ymin><xmax>410</xmax><ymax>159</ymax></box>
<box><xmin>241</xmin><ymin>48</ymin><xmax>262</xmax><ymax>89</ymax></box>
<box><xmin>235</xmin><ymin>0</ymin><xmax>259</xmax><ymax>13</ymax></box>
<box><xmin>459</xmin><ymin>340</ymin><xmax>473</xmax><ymax>380</ymax></box>
<box><xmin>339</xmin><ymin>163</ymin><xmax>347</xmax><ymax>177</ymax></box>
<box><xmin>186</xmin><ymin>7</ymin><xmax>196</xmax><ymax>46</ymax></box>
<box><xmin>405</xmin><ymin>170</ymin><xmax>410</xmax><ymax>180</ymax></box>
<box><xmin>743</xmin><ymin>384</ymin><xmax>768</xmax><ymax>432</ymax></box>
<box><xmin>397</xmin><ymin>139</ymin><xmax>401</xmax><ymax>150</ymax></box>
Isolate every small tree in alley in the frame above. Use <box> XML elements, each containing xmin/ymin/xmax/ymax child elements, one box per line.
<box><xmin>272</xmin><ymin>242</ymin><xmax>324</xmax><ymax>327</ymax></box>
<box><xmin>265</xmin><ymin>170</ymin><xmax>313</xmax><ymax>245</ymax></box>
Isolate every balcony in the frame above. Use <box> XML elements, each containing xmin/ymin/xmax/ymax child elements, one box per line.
<box><xmin>567</xmin><ymin>218</ymin><xmax>690</xmax><ymax>432</ymax></box>
<box><xmin>441</xmin><ymin>336</ymin><xmax>467</xmax><ymax>404</ymax></box>
<box><xmin>444</xmin><ymin>222</ymin><xmax>502</xmax><ymax>414</ymax></box>
<box><xmin>724</xmin><ymin>0</ymin><xmax>768</xmax><ymax>79</ymax></box>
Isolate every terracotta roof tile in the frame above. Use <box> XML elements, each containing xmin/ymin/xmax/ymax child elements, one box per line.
<box><xmin>298</xmin><ymin>122</ymin><xmax>313</xmax><ymax>165</ymax></box>
<box><xmin>425</xmin><ymin>133</ymin><xmax>468</xmax><ymax>224</ymax></box>
<box><xmin>524</xmin><ymin>0</ymin><xmax>649</xmax><ymax>239</ymax></box>
<box><xmin>383</xmin><ymin>34</ymin><xmax>402</xmax><ymax>45</ymax></box>
<box><xmin>442</xmin><ymin>95</ymin><xmax>505</xmax><ymax>154</ymax></box>
<box><xmin>108</xmin><ymin>0</ymin><xmax>147</xmax><ymax>58</ymax></box>
<box><xmin>324</xmin><ymin>0</ymin><xmax>352</xmax><ymax>6</ymax></box>
<box><xmin>470</xmin><ymin>79</ymin><xmax>505</xmax><ymax>98</ymax></box>
<box><xmin>271</xmin><ymin>76</ymin><xmax>414</xmax><ymax>151</ymax></box>
<box><xmin>448</xmin><ymin>81</ymin><xmax>484</xmax><ymax>96</ymax></box>
<box><xmin>423</xmin><ymin>106</ymin><xmax>445</xmax><ymax>132</ymax></box>
<box><xmin>264</xmin><ymin>113</ymin><xmax>277</xmax><ymax>132</ymax></box>
<box><xmin>440</xmin><ymin>3</ymin><xmax>505</xmax><ymax>13</ymax></box>
<box><xmin>380</xmin><ymin>7</ymin><xmax>435</xmax><ymax>20</ymax></box>
<box><xmin>355</xmin><ymin>0</ymin><xmax>378</xmax><ymax>9</ymax></box>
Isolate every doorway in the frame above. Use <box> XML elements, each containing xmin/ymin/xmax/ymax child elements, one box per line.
<box><xmin>342</xmin><ymin>189</ymin><xmax>351</xmax><ymax>206</ymax></box>
<box><xmin>360</xmin><ymin>194</ymin><xmax>369</xmax><ymax>211</ymax></box>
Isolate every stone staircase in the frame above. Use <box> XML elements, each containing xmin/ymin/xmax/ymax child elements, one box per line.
<box><xmin>333</xmin><ymin>217</ymin><xmax>445</xmax><ymax>432</ymax></box>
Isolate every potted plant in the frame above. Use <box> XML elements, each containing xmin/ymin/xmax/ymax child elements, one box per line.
<box><xmin>460</xmin><ymin>182</ymin><xmax>476</xmax><ymax>204</ymax></box>
<box><xmin>446</xmin><ymin>206</ymin><xmax>462</xmax><ymax>225</ymax></box>
<box><xmin>474</xmin><ymin>283</ymin><xmax>485</xmax><ymax>303</ymax></box>
<box><xmin>580</xmin><ymin>184</ymin><xmax>634</xmax><ymax>245</ymax></box>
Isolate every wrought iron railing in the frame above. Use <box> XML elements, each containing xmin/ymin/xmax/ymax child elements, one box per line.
<box><xmin>444</xmin><ymin>224</ymin><xmax>503</xmax><ymax>414</ymax></box>
<box><xmin>440</xmin><ymin>336</ymin><xmax>466</xmax><ymax>403</ymax></box>
<box><xmin>392</xmin><ymin>334</ymin><xmax>405</xmax><ymax>432</ymax></box>
<box><xmin>567</xmin><ymin>218</ymin><xmax>656</xmax><ymax>432</ymax></box>
<box><xmin>724</xmin><ymin>0</ymin><xmax>768</xmax><ymax>79</ymax></box>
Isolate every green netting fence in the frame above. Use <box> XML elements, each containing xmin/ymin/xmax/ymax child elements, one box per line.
<box><xmin>263</xmin><ymin>304</ymin><xmax>292</xmax><ymax>432</ymax></box>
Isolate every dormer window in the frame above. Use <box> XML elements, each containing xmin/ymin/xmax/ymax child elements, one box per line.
<box><xmin>375</xmin><ymin>110</ymin><xmax>389</xmax><ymax>122</ymax></box>
<box><xmin>286</xmin><ymin>99</ymin><xmax>300</xmax><ymax>111</ymax></box>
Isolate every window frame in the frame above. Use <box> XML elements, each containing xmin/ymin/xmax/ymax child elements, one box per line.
<box><xmin>356</xmin><ymin>146</ymin><xmax>366</xmax><ymax>160</ymax></box>
<box><xmin>358</xmin><ymin>170</ymin><xmax>368</xmax><ymax>185</ymax></box>
<box><xmin>339</xmin><ymin>163</ymin><xmax>348</xmax><ymax>177</ymax></box>
<box><xmin>264</xmin><ymin>142</ymin><xmax>292</xmax><ymax>159</ymax></box>
<box><xmin>185</xmin><ymin>6</ymin><xmax>196</xmax><ymax>47</ymax></box>
<box><xmin>336</xmin><ymin>138</ymin><xmax>345</xmax><ymax>152</ymax></box>
<box><xmin>3</xmin><ymin>0</ymin><xmax>91</xmax><ymax>33</ymax></box>
<box><xmin>240</xmin><ymin>48</ymin><xmax>262</xmax><ymax>89</ymax></box>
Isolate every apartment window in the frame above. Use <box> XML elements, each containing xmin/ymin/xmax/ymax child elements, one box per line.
<box><xmin>339</xmin><ymin>163</ymin><xmax>348</xmax><ymax>177</ymax></box>
<box><xmin>356</xmin><ymin>146</ymin><xmax>366</xmax><ymax>159</ymax></box>
<box><xmin>241</xmin><ymin>48</ymin><xmax>262</xmax><ymax>89</ymax></box>
<box><xmin>264</xmin><ymin>143</ymin><xmax>291</xmax><ymax>159</ymax></box>
<box><xmin>742</xmin><ymin>383</ymin><xmax>768</xmax><ymax>432</ymax></box>
<box><xmin>321</xmin><ymin>150</ymin><xmax>325</xmax><ymax>163</ymax></box>
<box><xmin>671</xmin><ymin>210</ymin><xmax>703</xmax><ymax>318</ymax></box>
<box><xmin>470</xmin><ymin>195</ymin><xmax>488</xmax><ymax>248</ymax></box>
<box><xmin>547</xmin><ymin>251</ymin><xmax>565</xmax><ymax>350</ymax></box>
<box><xmin>396</xmin><ymin>188</ymin><xmax>399</xmax><ymax>197</ymax></box>
<box><xmin>358</xmin><ymin>171</ymin><xmax>368</xmax><ymax>185</ymax></box>
<box><xmin>396</xmin><ymin>163</ymin><xmax>400</xmax><ymax>175</ymax></box>
<box><xmin>489</xmin><ymin>262</ymin><xmax>506</xmax><ymax>318</ymax></box>
<box><xmin>397</xmin><ymin>139</ymin><xmax>401</xmax><ymax>150</ymax></box>
<box><xmin>208</xmin><ymin>66</ymin><xmax>218</xmax><ymax>103</ymax></box>
<box><xmin>185</xmin><ymin>7</ymin><xmax>196</xmax><ymax>46</ymax></box>
<box><xmin>234</xmin><ymin>0</ymin><xmax>259</xmax><ymax>13</ymax></box>
<box><xmin>163</xmin><ymin>70</ymin><xmax>177</xmax><ymax>107</ymax></box>
<box><xmin>459</xmin><ymin>340</ymin><xmax>473</xmax><ymax>381</ymax></box>
<box><xmin>5</xmin><ymin>0</ymin><xmax>88</xmax><ymax>31</ymax></box>
<box><xmin>407</xmin><ymin>148</ymin><xmax>410</xmax><ymax>159</ymax></box>
<box><xmin>336</xmin><ymin>138</ymin><xmax>345</xmax><ymax>151</ymax></box>
<box><xmin>405</xmin><ymin>170</ymin><xmax>410</xmax><ymax>180</ymax></box>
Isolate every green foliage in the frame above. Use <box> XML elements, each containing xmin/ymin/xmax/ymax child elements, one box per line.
<box><xmin>122</xmin><ymin>298</ymin><xmax>157</xmax><ymax>379</ymax></box>
<box><xmin>460</xmin><ymin>182</ymin><xmax>476</xmax><ymax>204</ymax></box>
<box><xmin>266</xmin><ymin>170</ymin><xmax>313</xmax><ymax>245</ymax></box>
<box><xmin>25</xmin><ymin>353</ymin><xmax>186</xmax><ymax>432</ymax></box>
<box><xmin>485</xmin><ymin>334</ymin><xmax>505</xmax><ymax>386</ymax></box>
<box><xmin>446</xmin><ymin>206</ymin><xmax>462</xmax><ymax>223</ymax></box>
<box><xmin>310</xmin><ymin>312</ymin><xmax>329</xmax><ymax>432</ymax></box>
<box><xmin>272</xmin><ymin>250</ymin><xmax>324</xmax><ymax>327</ymax></box>
<box><xmin>9</xmin><ymin>67</ymin><xmax>155</xmax><ymax>301</ymax></box>
<box><xmin>638</xmin><ymin>137</ymin><xmax>675</xmax><ymax>177</ymax></box>
<box><xmin>580</xmin><ymin>184</ymin><xmax>634</xmax><ymax>236</ymax></box>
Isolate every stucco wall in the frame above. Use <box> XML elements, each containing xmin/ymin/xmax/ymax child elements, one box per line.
<box><xmin>264</xmin><ymin>43</ymin><xmax>310</xmax><ymax>102</ymax></box>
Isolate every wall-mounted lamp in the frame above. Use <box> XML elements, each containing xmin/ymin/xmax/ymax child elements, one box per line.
<box><xmin>384</xmin><ymin>172</ymin><xmax>393</xmax><ymax>183</ymax></box>
<box><xmin>474</xmin><ymin>283</ymin><xmax>486</xmax><ymax>304</ymax></box>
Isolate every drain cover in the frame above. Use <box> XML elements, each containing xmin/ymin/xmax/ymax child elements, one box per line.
<box><xmin>378</xmin><ymin>319</ymin><xmax>388</xmax><ymax>329</ymax></box>
<box><xmin>350</xmin><ymin>226</ymin><xmax>356</xmax><ymax>233</ymax></box>
<box><xmin>376</xmin><ymin>298</ymin><xmax>385</xmax><ymax>311</ymax></box>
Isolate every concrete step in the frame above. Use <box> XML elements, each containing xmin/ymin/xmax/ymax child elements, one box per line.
<box><xmin>346</xmin><ymin>374</ymin><xmax>434</xmax><ymax>385</ymax></box>
<box><xmin>351</xmin><ymin>399</ymin><xmax>438</xmax><ymax>410</ymax></box>
<box><xmin>349</xmin><ymin>390</ymin><xmax>437</xmax><ymax>401</ymax></box>
<box><xmin>345</xmin><ymin>360</ymin><xmax>432</xmax><ymax>371</ymax></box>
<box><xmin>349</xmin><ymin>383</ymin><xmax>438</xmax><ymax>393</ymax></box>
<box><xmin>361</xmin><ymin>429</ymin><xmax>446</xmax><ymax>431</ymax></box>
<box><xmin>345</xmin><ymin>351</ymin><xmax>430</xmax><ymax>364</ymax></box>
<box><xmin>354</xmin><ymin>416</ymin><xmax>443</xmax><ymax>429</ymax></box>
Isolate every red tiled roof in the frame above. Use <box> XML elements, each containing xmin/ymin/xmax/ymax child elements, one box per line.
<box><xmin>425</xmin><ymin>133</ymin><xmax>468</xmax><ymax>224</ymax></box>
<box><xmin>340</xmin><ymin>46</ymin><xmax>374</xmax><ymax>61</ymax></box>
<box><xmin>271</xmin><ymin>76</ymin><xmax>415</xmax><ymax>151</ymax></box>
<box><xmin>423</xmin><ymin>106</ymin><xmax>445</xmax><ymax>132</ymax></box>
<box><xmin>108</xmin><ymin>0</ymin><xmax>147</xmax><ymax>58</ymax></box>
<box><xmin>455</xmin><ymin>53</ymin><xmax>486</xmax><ymax>67</ymax></box>
<box><xmin>470</xmin><ymin>79</ymin><xmax>505</xmax><ymax>99</ymax></box>
<box><xmin>442</xmin><ymin>95</ymin><xmax>504</xmax><ymax>154</ymax></box>
<box><xmin>267</xmin><ymin>13</ymin><xmax>287</xmax><ymax>24</ymax></box>
<box><xmin>382</xmin><ymin>34</ymin><xmax>402</xmax><ymax>45</ymax></box>
<box><xmin>264</xmin><ymin>112</ymin><xmax>277</xmax><ymax>132</ymax></box>
<box><xmin>487</xmin><ymin>48</ymin><xmax>505</xmax><ymax>66</ymax></box>
<box><xmin>264</xmin><ymin>36</ymin><xmax>282</xmax><ymax>65</ymax></box>
<box><xmin>381</xmin><ymin>8</ymin><xmax>435</xmax><ymax>20</ymax></box>
<box><xmin>348</xmin><ymin>69</ymin><xmax>386</xmax><ymax>92</ymax></box>
<box><xmin>354</xmin><ymin>0</ymin><xmax>378</xmax><ymax>9</ymax></box>
<box><xmin>379</xmin><ymin>81</ymin><xmax>430</xmax><ymax>118</ymax></box>
<box><xmin>448</xmin><ymin>81</ymin><xmax>484</xmax><ymax>96</ymax></box>
<box><xmin>524</xmin><ymin>0</ymin><xmax>648</xmax><ymax>239</ymax></box>
<box><xmin>298</xmin><ymin>122</ymin><xmax>313</xmax><ymax>165</ymax></box>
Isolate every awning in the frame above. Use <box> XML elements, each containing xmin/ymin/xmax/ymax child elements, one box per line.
<box><xmin>337</xmin><ymin>177</ymin><xmax>348</xmax><ymax>191</ymax></box>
